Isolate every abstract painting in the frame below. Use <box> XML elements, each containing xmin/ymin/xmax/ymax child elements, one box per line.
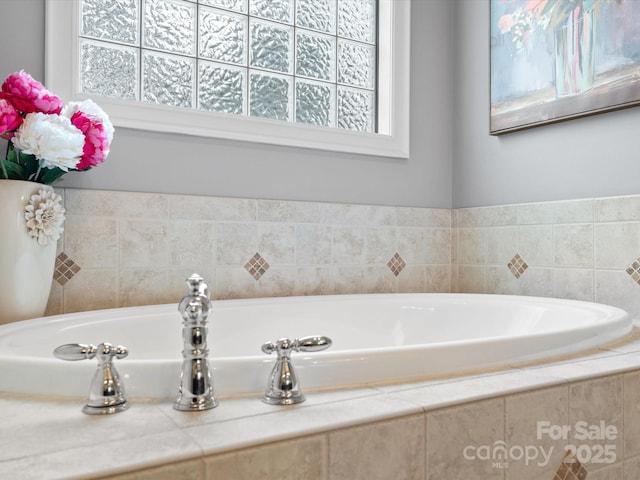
<box><xmin>490</xmin><ymin>0</ymin><xmax>640</xmax><ymax>134</ymax></box>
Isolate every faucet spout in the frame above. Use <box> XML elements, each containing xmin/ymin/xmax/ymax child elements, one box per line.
<box><xmin>174</xmin><ymin>274</ymin><xmax>218</xmax><ymax>411</ymax></box>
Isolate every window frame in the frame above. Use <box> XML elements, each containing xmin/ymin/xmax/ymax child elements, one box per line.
<box><xmin>45</xmin><ymin>0</ymin><xmax>410</xmax><ymax>158</ymax></box>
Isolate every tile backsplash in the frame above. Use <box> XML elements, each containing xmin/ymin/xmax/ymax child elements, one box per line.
<box><xmin>453</xmin><ymin>196</ymin><xmax>640</xmax><ymax>319</ymax></box>
<box><xmin>46</xmin><ymin>189</ymin><xmax>640</xmax><ymax>320</ymax></box>
<box><xmin>46</xmin><ymin>189</ymin><xmax>452</xmax><ymax>314</ymax></box>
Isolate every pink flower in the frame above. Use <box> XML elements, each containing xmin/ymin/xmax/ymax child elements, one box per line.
<box><xmin>498</xmin><ymin>14</ymin><xmax>515</xmax><ymax>33</ymax></box>
<box><xmin>70</xmin><ymin>111</ymin><xmax>109</xmax><ymax>170</ymax></box>
<box><xmin>1</xmin><ymin>70</ymin><xmax>62</xmax><ymax>115</ymax></box>
<box><xmin>62</xmin><ymin>99</ymin><xmax>114</xmax><ymax>144</ymax></box>
<box><xmin>0</xmin><ymin>98</ymin><xmax>23</xmax><ymax>138</ymax></box>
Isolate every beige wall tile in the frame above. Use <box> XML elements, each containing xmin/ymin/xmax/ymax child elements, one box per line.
<box><xmin>120</xmin><ymin>220</ymin><xmax>169</xmax><ymax>269</ymax></box>
<box><xmin>595</xmin><ymin>270</ymin><xmax>640</xmax><ymax>320</ymax></box>
<box><xmin>204</xmin><ymin>436</ymin><xmax>327</xmax><ymax>480</ymax></box>
<box><xmin>424</xmin><ymin>264</ymin><xmax>451</xmax><ymax>293</ymax></box>
<box><xmin>333</xmin><ymin>266</ymin><xmax>395</xmax><ymax>294</ymax></box>
<box><xmin>485</xmin><ymin>226</ymin><xmax>519</xmax><ymax>265</ymax></box>
<box><xmin>397</xmin><ymin>207</ymin><xmax>450</xmax><ymax>228</ymax></box>
<box><xmin>169</xmin><ymin>194</ymin><xmax>256</xmax><ymax>222</ymax></box>
<box><xmin>553</xmin><ymin>268</ymin><xmax>594</xmax><ymax>302</ymax></box>
<box><xmin>256</xmin><ymin>199</ymin><xmax>293</xmax><ymax>222</ymax></box>
<box><xmin>289</xmin><ymin>201</ymin><xmax>341</xmax><ymax>224</ymax></box>
<box><xmin>104</xmin><ymin>460</ymin><xmax>204</xmax><ymax>480</ymax></box>
<box><xmin>114</xmin><ymin>192</ymin><xmax>170</xmax><ymax>219</ymax></box>
<box><xmin>595</xmin><ymin>195</ymin><xmax>640</xmax><ymax>222</ymax></box>
<box><xmin>397</xmin><ymin>227</ymin><xmax>430</xmax><ymax>264</ymax></box>
<box><xmin>457</xmin><ymin>265</ymin><xmax>486</xmax><ymax>293</ymax></box>
<box><xmin>215</xmin><ymin>223</ymin><xmax>258</xmax><ymax>265</ymax></box>
<box><xmin>519</xmin><ymin>225</ymin><xmax>553</xmax><ymax>267</ymax></box>
<box><xmin>294</xmin><ymin>267</ymin><xmax>335</xmax><ymax>296</ymax></box>
<box><xmin>485</xmin><ymin>265</ymin><xmax>519</xmax><ymax>295</ymax></box>
<box><xmin>457</xmin><ymin>228</ymin><xmax>486</xmax><ymax>265</ymax></box>
<box><xmin>214</xmin><ymin>266</ymin><xmax>258</xmax><ymax>299</ymax></box>
<box><xmin>505</xmin><ymin>386</ymin><xmax>569</xmax><ymax>480</ymax></box>
<box><xmin>119</xmin><ymin>269</ymin><xmax>172</xmax><ymax>307</ymax></box>
<box><xmin>457</xmin><ymin>205</ymin><xmax>517</xmax><ymax>227</ymax></box>
<box><xmin>63</xmin><ymin>189</ymin><xmax>120</xmax><ymax>217</ymax></box>
<box><xmin>553</xmin><ymin>224</ymin><xmax>594</xmax><ymax>268</ymax></box>
<box><xmin>329</xmin><ymin>415</ymin><xmax>424</xmax><ymax>480</ymax></box>
<box><xmin>624</xmin><ymin>371</ymin><xmax>640</xmax><ymax>458</ymax></box>
<box><xmin>623</xmin><ymin>455</ymin><xmax>640</xmax><ymax>478</ymax></box>
<box><xmin>254</xmin><ymin>266</ymin><xmax>296</xmax><ymax>298</ymax></box>
<box><xmin>427</xmin><ymin>399</ymin><xmax>504</xmax><ymax>479</ymax></box>
<box><xmin>595</xmin><ymin>222</ymin><xmax>640</xmax><ymax>270</ymax></box>
<box><xmin>333</xmin><ymin>226</ymin><xmax>367</xmax><ymax>264</ymax></box>
<box><xmin>569</xmin><ymin>376</ymin><xmax>623</xmax><ymax>471</ymax></box>
<box><xmin>65</xmin><ymin>216</ymin><xmax>118</xmax><ymax>268</ymax></box>
<box><xmin>258</xmin><ymin>223</ymin><xmax>295</xmax><ymax>265</ymax></box>
<box><xmin>296</xmin><ymin>225</ymin><xmax>332</xmax><ymax>265</ymax></box>
<box><xmin>64</xmin><ymin>269</ymin><xmax>118</xmax><ymax>312</ymax></box>
<box><xmin>517</xmin><ymin>199</ymin><xmax>593</xmax><ymax>225</ymax></box>
<box><xmin>517</xmin><ymin>267</ymin><xmax>553</xmax><ymax>298</ymax></box>
<box><xmin>366</xmin><ymin>227</ymin><xmax>396</xmax><ymax>264</ymax></box>
<box><xmin>583</xmin><ymin>463</ymin><xmax>623</xmax><ymax>480</ymax></box>
<box><xmin>169</xmin><ymin>221</ymin><xmax>215</xmax><ymax>270</ymax></box>
<box><xmin>425</xmin><ymin>228</ymin><xmax>451</xmax><ymax>265</ymax></box>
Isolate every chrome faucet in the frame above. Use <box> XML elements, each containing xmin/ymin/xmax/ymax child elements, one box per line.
<box><xmin>174</xmin><ymin>273</ymin><xmax>218</xmax><ymax>411</ymax></box>
<box><xmin>261</xmin><ymin>335</ymin><xmax>332</xmax><ymax>405</ymax></box>
<box><xmin>54</xmin><ymin>342</ymin><xmax>129</xmax><ymax>415</ymax></box>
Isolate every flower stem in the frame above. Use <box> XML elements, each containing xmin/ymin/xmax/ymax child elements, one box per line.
<box><xmin>32</xmin><ymin>161</ymin><xmax>42</xmax><ymax>183</ymax></box>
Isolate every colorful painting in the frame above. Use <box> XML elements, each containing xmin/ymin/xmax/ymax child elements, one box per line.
<box><xmin>490</xmin><ymin>0</ymin><xmax>640</xmax><ymax>134</ymax></box>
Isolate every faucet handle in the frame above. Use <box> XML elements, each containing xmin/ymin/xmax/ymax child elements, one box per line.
<box><xmin>54</xmin><ymin>342</ymin><xmax>129</xmax><ymax>415</ymax></box>
<box><xmin>261</xmin><ymin>335</ymin><xmax>332</xmax><ymax>405</ymax></box>
<box><xmin>261</xmin><ymin>335</ymin><xmax>332</xmax><ymax>355</ymax></box>
<box><xmin>53</xmin><ymin>343</ymin><xmax>97</xmax><ymax>361</ymax></box>
<box><xmin>54</xmin><ymin>343</ymin><xmax>128</xmax><ymax>361</ymax></box>
<box><xmin>185</xmin><ymin>273</ymin><xmax>210</xmax><ymax>298</ymax></box>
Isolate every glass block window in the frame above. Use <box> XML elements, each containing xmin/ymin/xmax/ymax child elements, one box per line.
<box><xmin>78</xmin><ymin>0</ymin><xmax>377</xmax><ymax>132</ymax></box>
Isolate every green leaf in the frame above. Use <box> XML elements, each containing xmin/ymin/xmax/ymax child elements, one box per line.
<box><xmin>6</xmin><ymin>148</ymin><xmax>17</xmax><ymax>163</ymax></box>
<box><xmin>22</xmin><ymin>156</ymin><xmax>40</xmax><ymax>180</ymax></box>
<box><xmin>39</xmin><ymin>167</ymin><xmax>67</xmax><ymax>185</ymax></box>
<box><xmin>0</xmin><ymin>159</ymin><xmax>25</xmax><ymax>179</ymax></box>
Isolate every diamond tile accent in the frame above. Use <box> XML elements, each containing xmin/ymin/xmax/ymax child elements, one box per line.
<box><xmin>626</xmin><ymin>258</ymin><xmax>640</xmax><ymax>285</ymax></box>
<box><xmin>387</xmin><ymin>253</ymin><xmax>406</xmax><ymax>277</ymax></box>
<box><xmin>507</xmin><ymin>253</ymin><xmax>528</xmax><ymax>279</ymax></box>
<box><xmin>54</xmin><ymin>252</ymin><xmax>82</xmax><ymax>286</ymax></box>
<box><xmin>552</xmin><ymin>449</ymin><xmax>588</xmax><ymax>480</ymax></box>
<box><xmin>244</xmin><ymin>252</ymin><xmax>270</xmax><ymax>280</ymax></box>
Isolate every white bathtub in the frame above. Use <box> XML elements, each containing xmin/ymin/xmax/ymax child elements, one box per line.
<box><xmin>0</xmin><ymin>293</ymin><xmax>633</xmax><ymax>400</ymax></box>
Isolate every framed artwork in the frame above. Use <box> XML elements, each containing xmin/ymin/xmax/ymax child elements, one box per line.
<box><xmin>490</xmin><ymin>0</ymin><xmax>640</xmax><ymax>135</ymax></box>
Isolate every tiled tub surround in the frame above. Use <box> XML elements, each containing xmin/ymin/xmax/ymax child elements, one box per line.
<box><xmin>44</xmin><ymin>189</ymin><xmax>640</xmax><ymax>322</ymax></box>
<box><xmin>45</xmin><ymin>189</ymin><xmax>451</xmax><ymax>315</ymax></box>
<box><xmin>453</xmin><ymin>196</ymin><xmax>640</xmax><ymax>320</ymax></box>
<box><xmin>9</xmin><ymin>190</ymin><xmax>640</xmax><ymax>479</ymax></box>
<box><xmin>3</xmin><ymin>332</ymin><xmax>640</xmax><ymax>479</ymax></box>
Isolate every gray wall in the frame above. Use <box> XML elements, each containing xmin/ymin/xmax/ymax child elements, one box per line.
<box><xmin>10</xmin><ymin>0</ymin><xmax>636</xmax><ymax>210</ymax></box>
<box><xmin>0</xmin><ymin>0</ymin><xmax>453</xmax><ymax>209</ymax></box>
<box><xmin>453</xmin><ymin>0</ymin><xmax>640</xmax><ymax>208</ymax></box>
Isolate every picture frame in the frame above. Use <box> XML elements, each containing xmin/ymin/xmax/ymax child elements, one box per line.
<box><xmin>490</xmin><ymin>0</ymin><xmax>640</xmax><ymax>135</ymax></box>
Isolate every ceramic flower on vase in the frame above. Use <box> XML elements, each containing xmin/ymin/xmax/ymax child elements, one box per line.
<box><xmin>0</xmin><ymin>70</ymin><xmax>113</xmax><ymax>323</ymax></box>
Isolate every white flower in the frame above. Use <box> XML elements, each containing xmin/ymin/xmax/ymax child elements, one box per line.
<box><xmin>62</xmin><ymin>99</ymin><xmax>114</xmax><ymax>144</ymax></box>
<box><xmin>12</xmin><ymin>112</ymin><xmax>84</xmax><ymax>171</ymax></box>
<box><xmin>24</xmin><ymin>189</ymin><xmax>65</xmax><ymax>246</ymax></box>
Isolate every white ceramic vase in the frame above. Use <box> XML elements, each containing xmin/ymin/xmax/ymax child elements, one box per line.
<box><xmin>0</xmin><ymin>179</ymin><xmax>58</xmax><ymax>325</ymax></box>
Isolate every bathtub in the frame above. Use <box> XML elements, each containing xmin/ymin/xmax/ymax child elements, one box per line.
<box><xmin>0</xmin><ymin>293</ymin><xmax>633</xmax><ymax>400</ymax></box>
